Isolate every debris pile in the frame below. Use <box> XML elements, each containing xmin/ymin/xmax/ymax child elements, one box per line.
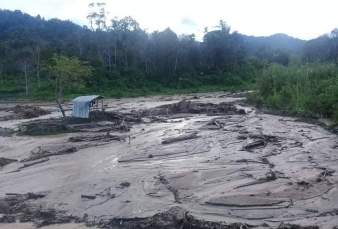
<box><xmin>68</xmin><ymin>134</ymin><xmax>124</xmax><ymax>143</ymax></box>
<box><xmin>90</xmin><ymin>110</ymin><xmax>142</xmax><ymax>123</ymax></box>
<box><xmin>11</xmin><ymin>105</ymin><xmax>51</xmax><ymax>119</ymax></box>
<box><xmin>18</xmin><ymin>119</ymin><xmax>69</xmax><ymax>136</ymax></box>
<box><xmin>0</xmin><ymin>127</ymin><xmax>14</xmax><ymax>137</ymax></box>
<box><xmin>0</xmin><ymin>157</ymin><xmax>17</xmax><ymax>167</ymax></box>
<box><xmin>140</xmin><ymin>99</ymin><xmax>241</xmax><ymax>116</ymax></box>
<box><xmin>22</xmin><ymin>146</ymin><xmax>77</xmax><ymax>162</ymax></box>
<box><xmin>104</xmin><ymin>206</ymin><xmax>319</xmax><ymax>229</ymax></box>
<box><xmin>0</xmin><ymin>194</ymin><xmax>80</xmax><ymax>226</ymax></box>
<box><xmin>162</xmin><ymin>132</ymin><xmax>199</xmax><ymax>144</ymax></box>
<box><xmin>18</xmin><ymin>110</ymin><xmax>137</xmax><ymax>136</ymax></box>
<box><xmin>241</xmin><ymin>134</ymin><xmax>281</xmax><ymax>150</ymax></box>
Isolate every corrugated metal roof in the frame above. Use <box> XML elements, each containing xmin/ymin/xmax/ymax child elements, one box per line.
<box><xmin>72</xmin><ymin>95</ymin><xmax>103</xmax><ymax>103</ymax></box>
<box><xmin>71</xmin><ymin>95</ymin><xmax>103</xmax><ymax>118</ymax></box>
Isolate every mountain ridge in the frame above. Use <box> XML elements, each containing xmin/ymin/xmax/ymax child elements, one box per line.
<box><xmin>0</xmin><ymin>9</ymin><xmax>306</xmax><ymax>54</ymax></box>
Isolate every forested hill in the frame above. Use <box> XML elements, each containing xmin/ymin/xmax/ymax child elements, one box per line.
<box><xmin>0</xmin><ymin>10</ymin><xmax>305</xmax><ymax>58</ymax></box>
<box><xmin>0</xmin><ymin>8</ymin><xmax>335</xmax><ymax>100</ymax></box>
<box><xmin>241</xmin><ymin>33</ymin><xmax>305</xmax><ymax>54</ymax></box>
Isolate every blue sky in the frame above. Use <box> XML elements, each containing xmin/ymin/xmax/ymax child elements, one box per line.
<box><xmin>1</xmin><ymin>0</ymin><xmax>338</xmax><ymax>41</ymax></box>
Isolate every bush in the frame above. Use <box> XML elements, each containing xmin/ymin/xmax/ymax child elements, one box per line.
<box><xmin>112</xmin><ymin>90</ymin><xmax>123</xmax><ymax>99</ymax></box>
<box><xmin>179</xmin><ymin>78</ymin><xmax>198</xmax><ymax>89</ymax></box>
<box><xmin>249</xmin><ymin>62</ymin><xmax>338</xmax><ymax>121</ymax></box>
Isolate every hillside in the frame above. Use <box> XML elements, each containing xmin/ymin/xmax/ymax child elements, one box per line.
<box><xmin>241</xmin><ymin>33</ymin><xmax>306</xmax><ymax>54</ymax></box>
<box><xmin>0</xmin><ymin>8</ymin><xmax>336</xmax><ymax>102</ymax></box>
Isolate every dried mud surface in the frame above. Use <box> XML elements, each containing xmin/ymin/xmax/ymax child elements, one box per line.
<box><xmin>0</xmin><ymin>92</ymin><xmax>337</xmax><ymax>229</ymax></box>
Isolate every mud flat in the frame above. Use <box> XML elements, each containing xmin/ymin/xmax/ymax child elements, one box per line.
<box><xmin>0</xmin><ymin>92</ymin><xmax>337</xmax><ymax>229</ymax></box>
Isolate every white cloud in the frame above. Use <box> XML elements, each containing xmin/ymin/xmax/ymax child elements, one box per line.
<box><xmin>1</xmin><ymin>0</ymin><xmax>338</xmax><ymax>40</ymax></box>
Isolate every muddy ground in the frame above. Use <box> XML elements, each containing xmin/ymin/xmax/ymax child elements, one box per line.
<box><xmin>0</xmin><ymin>92</ymin><xmax>337</xmax><ymax>229</ymax></box>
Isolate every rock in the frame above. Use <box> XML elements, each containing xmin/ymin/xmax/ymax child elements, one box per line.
<box><xmin>0</xmin><ymin>127</ymin><xmax>14</xmax><ymax>137</ymax></box>
<box><xmin>119</xmin><ymin>182</ymin><xmax>131</xmax><ymax>189</ymax></box>
<box><xmin>237</xmin><ymin>108</ymin><xmax>247</xmax><ymax>114</ymax></box>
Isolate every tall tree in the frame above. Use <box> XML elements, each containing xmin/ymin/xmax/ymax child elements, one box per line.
<box><xmin>0</xmin><ymin>62</ymin><xmax>3</xmax><ymax>84</ymax></box>
<box><xmin>49</xmin><ymin>55</ymin><xmax>93</xmax><ymax>100</ymax></box>
<box><xmin>35</xmin><ymin>46</ymin><xmax>42</xmax><ymax>87</ymax></box>
<box><xmin>87</xmin><ymin>2</ymin><xmax>108</xmax><ymax>31</ymax></box>
<box><xmin>16</xmin><ymin>48</ymin><xmax>33</xmax><ymax>95</ymax></box>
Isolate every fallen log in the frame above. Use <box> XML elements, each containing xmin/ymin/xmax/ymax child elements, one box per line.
<box><xmin>161</xmin><ymin>132</ymin><xmax>199</xmax><ymax>144</ymax></box>
<box><xmin>5</xmin><ymin>193</ymin><xmax>22</xmax><ymax>196</ymax></box>
<box><xmin>56</xmin><ymin>100</ymin><xmax>66</xmax><ymax>118</ymax></box>
<box><xmin>81</xmin><ymin>195</ymin><xmax>96</xmax><ymax>199</ymax></box>
<box><xmin>68</xmin><ymin>134</ymin><xmax>123</xmax><ymax>143</ymax></box>
<box><xmin>5</xmin><ymin>192</ymin><xmax>45</xmax><ymax>199</ymax></box>
<box><xmin>18</xmin><ymin>158</ymin><xmax>49</xmax><ymax>169</ymax></box>
<box><xmin>235</xmin><ymin>159</ymin><xmax>269</xmax><ymax>164</ymax></box>
<box><xmin>22</xmin><ymin>147</ymin><xmax>77</xmax><ymax>162</ymax></box>
<box><xmin>243</xmin><ymin>139</ymin><xmax>266</xmax><ymax>150</ymax></box>
<box><xmin>235</xmin><ymin>170</ymin><xmax>278</xmax><ymax>189</ymax></box>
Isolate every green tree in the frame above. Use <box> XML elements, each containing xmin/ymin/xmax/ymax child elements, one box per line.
<box><xmin>87</xmin><ymin>3</ymin><xmax>108</xmax><ymax>31</ymax></box>
<box><xmin>49</xmin><ymin>55</ymin><xmax>93</xmax><ymax>100</ymax></box>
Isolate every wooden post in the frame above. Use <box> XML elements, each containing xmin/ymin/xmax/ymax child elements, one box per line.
<box><xmin>101</xmin><ymin>99</ymin><xmax>104</xmax><ymax>112</ymax></box>
<box><xmin>56</xmin><ymin>100</ymin><xmax>66</xmax><ymax>118</ymax></box>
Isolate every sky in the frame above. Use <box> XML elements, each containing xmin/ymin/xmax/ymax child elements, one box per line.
<box><xmin>1</xmin><ymin>0</ymin><xmax>338</xmax><ymax>41</ymax></box>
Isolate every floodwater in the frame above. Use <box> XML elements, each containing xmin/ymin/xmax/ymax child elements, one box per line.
<box><xmin>0</xmin><ymin>92</ymin><xmax>338</xmax><ymax>229</ymax></box>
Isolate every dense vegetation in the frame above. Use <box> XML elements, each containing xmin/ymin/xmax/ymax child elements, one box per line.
<box><xmin>250</xmin><ymin>29</ymin><xmax>338</xmax><ymax>122</ymax></box>
<box><xmin>0</xmin><ymin>5</ymin><xmax>303</xmax><ymax>100</ymax></box>
<box><xmin>1</xmin><ymin>4</ymin><xmax>338</xmax><ymax>123</ymax></box>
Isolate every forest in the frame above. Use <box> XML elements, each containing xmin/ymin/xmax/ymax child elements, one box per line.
<box><xmin>1</xmin><ymin>3</ymin><xmax>338</xmax><ymax>121</ymax></box>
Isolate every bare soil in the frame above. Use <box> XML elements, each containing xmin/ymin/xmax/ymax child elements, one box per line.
<box><xmin>0</xmin><ymin>92</ymin><xmax>337</xmax><ymax>229</ymax></box>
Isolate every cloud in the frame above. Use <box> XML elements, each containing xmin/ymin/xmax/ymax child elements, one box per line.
<box><xmin>181</xmin><ymin>17</ymin><xmax>197</xmax><ymax>26</ymax></box>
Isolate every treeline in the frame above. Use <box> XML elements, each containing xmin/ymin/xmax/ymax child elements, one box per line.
<box><xmin>250</xmin><ymin>28</ymin><xmax>338</xmax><ymax>122</ymax></box>
<box><xmin>0</xmin><ymin>4</ymin><xmax>338</xmax><ymax>103</ymax></box>
<box><xmin>0</xmin><ymin>5</ymin><xmax>303</xmax><ymax>98</ymax></box>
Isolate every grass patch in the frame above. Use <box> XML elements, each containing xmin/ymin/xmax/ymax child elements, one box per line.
<box><xmin>248</xmin><ymin>62</ymin><xmax>338</xmax><ymax>123</ymax></box>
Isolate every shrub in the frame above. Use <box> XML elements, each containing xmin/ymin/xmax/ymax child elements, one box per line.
<box><xmin>249</xmin><ymin>62</ymin><xmax>338</xmax><ymax>122</ymax></box>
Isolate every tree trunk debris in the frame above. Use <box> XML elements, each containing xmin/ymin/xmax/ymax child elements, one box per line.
<box><xmin>56</xmin><ymin>100</ymin><xmax>66</xmax><ymax>118</ymax></box>
<box><xmin>162</xmin><ymin>132</ymin><xmax>199</xmax><ymax>144</ymax></box>
<box><xmin>81</xmin><ymin>195</ymin><xmax>96</xmax><ymax>200</ymax></box>
<box><xmin>18</xmin><ymin>158</ymin><xmax>49</xmax><ymax>169</ymax></box>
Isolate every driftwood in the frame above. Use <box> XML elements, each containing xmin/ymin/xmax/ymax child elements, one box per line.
<box><xmin>56</xmin><ymin>100</ymin><xmax>66</xmax><ymax>118</ymax></box>
<box><xmin>18</xmin><ymin>158</ymin><xmax>49</xmax><ymax>169</ymax></box>
<box><xmin>235</xmin><ymin>170</ymin><xmax>278</xmax><ymax>189</ymax></box>
<box><xmin>243</xmin><ymin>139</ymin><xmax>266</xmax><ymax>150</ymax></box>
<box><xmin>22</xmin><ymin>147</ymin><xmax>77</xmax><ymax>162</ymax></box>
<box><xmin>5</xmin><ymin>192</ymin><xmax>45</xmax><ymax>199</ymax></box>
<box><xmin>0</xmin><ymin>157</ymin><xmax>18</xmax><ymax>167</ymax></box>
<box><xmin>235</xmin><ymin>158</ymin><xmax>269</xmax><ymax>165</ymax></box>
<box><xmin>68</xmin><ymin>134</ymin><xmax>123</xmax><ymax>143</ymax></box>
<box><xmin>207</xmin><ymin>119</ymin><xmax>224</xmax><ymax>128</ymax></box>
<box><xmin>162</xmin><ymin>132</ymin><xmax>199</xmax><ymax>144</ymax></box>
<box><xmin>81</xmin><ymin>195</ymin><xmax>96</xmax><ymax>199</ymax></box>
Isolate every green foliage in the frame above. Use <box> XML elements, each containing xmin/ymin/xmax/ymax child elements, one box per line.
<box><xmin>250</xmin><ymin>62</ymin><xmax>338</xmax><ymax>122</ymax></box>
<box><xmin>49</xmin><ymin>55</ymin><xmax>93</xmax><ymax>99</ymax></box>
<box><xmin>5</xmin><ymin>7</ymin><xmax>338</xmax><ymax>112</ymax></box>
<box><xmin>0</xmin><ymin>9</ymin><xmax>265</xmax><ymax>100</ymax></box>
